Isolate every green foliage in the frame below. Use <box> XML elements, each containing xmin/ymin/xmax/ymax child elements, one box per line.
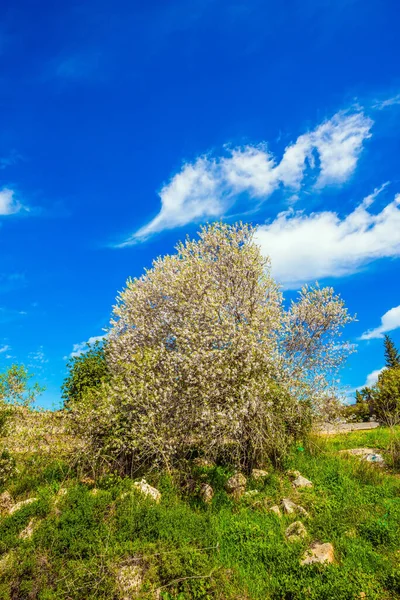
<box><xmin>384</xmin><ymin>334</ymin><xmax>400</xmax><ymax>370</ymax></box>
<box><xmin>61</xmin><ymin>340</ymin><xmax>109</xmax><ymax>407</ymax></box>
<box><xmin>0</xmin><ymin>449</ymin><xmax>16</xmax><ymax>486</ymax></box>
<box><xmin>1</xmin><ymin>429</ymin><xmax>400</xmax><ymax>599</ymax></box>
<box><xmin>372</xmin><ymin>367</ymin><xmax>400</xmax><ymax>427</ymax></box>
<box><xmin>0</xmin><ymin>364</ymin><xmax>43</xmax><ymax>434</ymax></box>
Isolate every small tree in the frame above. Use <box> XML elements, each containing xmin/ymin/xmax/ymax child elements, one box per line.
<box><xmin>372</xmin><ymin>367</ymin><xmax>400</xmax><ymax>427</ymax></box>
<box><xmin>384</xmin><ymin>334</ymin><xmax>400</xmax><ymax>370</ymax></box>
<box><xmin>0</xmin><ymin>364</ymin><xmax>42</xmax><ymax>434</ymax></box>
<box><xmin>71</xmin><ymin>222</ymin><xmax>354</xmax><ymax>474</ymax></box>
<box><xmin>62</xmin><ymin>340</ymin><xmax>109</xmax><ymax>408</ymax></box>
<box><xmin>0</xmin><ymin>364</ymin><xmax>43</xmax><ymax>484</ymax></box>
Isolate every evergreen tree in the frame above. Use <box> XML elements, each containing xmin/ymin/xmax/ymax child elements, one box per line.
<box><xmin>384</xmin><ymin>334</ymin><xmax>400</xmax><ymax>370</ymax></box>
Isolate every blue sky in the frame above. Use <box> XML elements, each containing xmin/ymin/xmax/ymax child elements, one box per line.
<box><xmin>1</xmin><ymin>0</ymin><xmax>399</xmax><ymax>408</ymax></box>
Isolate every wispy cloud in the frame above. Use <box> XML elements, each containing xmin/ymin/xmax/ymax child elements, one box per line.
<box><xmin>0</xmin><ymin>344</ymin><xmax>10</xmax><ymax>354</ymax></box>
<box><xmin>360</xmin><ymin>305</ymin><xmax>400</xmax><ymax>340</ymax></box>
<box><xmin>121</xmin><ymin>109</ymin><xmax>372</xmax><ymax>244</ymax></box>
<box><xmin>254</xmin><ymin>184</ymin><xmax>400</xmax><ymax>288</ymax></box>
<box><xmin>0</xmin><ymin>188</ymin><xmax>23</xmax><ymax>216</ymax></box>
<box><xmin>68</xmin><ymin>334</ymin><xmax>105</xmax><ymax>358</ymax></box>
<box><xmin>373</xmin><ymin>93</ymin><xmax>400</xmax><ymax>110</ymax></box>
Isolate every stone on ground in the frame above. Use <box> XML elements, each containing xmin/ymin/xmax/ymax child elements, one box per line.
<box><xmin>301</xmin><ymin>542</ymin><xmax>335</xmax><ymax>565</ymax></box>
<box><xmin>9</xmin><ymin>498</ymin><xmax>38</xmax><ymax>515</ymax></box>
<box><xmin>115</xmin><ymin>563</ymin><xmax>143</xmax><ymax>599</ymax></box>
<box><xmin>339</xmin><ymin>448</ymin><xmax>385</xmax><ymax>466</ymax></box>
<box><xmin>251</xmin><ymin>469</ymin><xmax>268</xmax><ymax>479</ymax></box>
<box><xmin>0</xmin><ymin>491</ymin><xmax>13</xmax><ymax>513</ymax></box>
<box><xmin>286</xmin><ymin>470</ymin><xmax>301</xmax><ymax>480</ymax></box>
<box><xmin>133</xmin><ymin>479</ymin><xmax>161</xmax><ymax>503</ymax></box>
<box><xmin>225</xmin><ymin>473</ymin><xmax>247</xmax><ymax>498</ymax></box>
<box><xmin>285</xmin><ymin>521</ymin><xmax>307</xmax><ymax>542</ymax></box>
<box><xmin>18</xmin><ymin>518</ymin><xmax>37</xmax><ymax>540</ymax></box>
<box><xmin>199</xmin><ymin>483</ymin><xmax>214</xmax><ymax>503</ymax></box>
<box><xmin>281</xmin><ymin>498</ymin><xmax>309</xmax><ymax>517</ymax></box>
<box><xmin>292</xmin><ymin>475</ymin><xmax>313</xmax><ymax>489</ymax></box>
<box><xmin>269</xmin><ymin>505</ymin><xmax>282</xmax><ymax>517</ymax></box>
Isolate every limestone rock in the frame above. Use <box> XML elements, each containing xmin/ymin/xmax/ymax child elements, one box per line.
<box><xmin>292</xmin><ymin>475</ymin><xmax>313</xmax><ymax>489</ymax></box>
<box><xmin>18</xmin><ymin>518</ymin><xmax>37</xmax><ymax>540</ymax></box>
<box><xmin>0</xmin><ymin>491</ymin><xmax>13</xmax><ymax>513</ymax></box>
<box><xmin>116</xmin><ymin>563</ymin><xmax>143</xmax><ymax>599</ymax></box>
<box><xmin>9</xmin><ymin>497</ymin><xmax>38</xmax><ymax>515</ymax></box>
<box><xmin>339</xmin><ymin>448</ymin><xmax>385</xmax><ymax>466</ymax></box>
<box><xmin>225</xmin><ymin>473</ymin><xmax>247</xmax><ymax>498</ymax></box>
<box><xmin>281</xmin><ymin>498</ymin><xmax>309</xmax><ymax>517</ymax></box>
<box><xmin>287</xmin><ymin>470</ymin><xmax>301</xmax><ymax>480</ymax></box>
<box><xmin>270</xmin><ymin>505</ymin><xmax>282</xmax><ymax>517</ymax></box>
<box><xmin>301</xmin><ymin>542</ymin><xmax>335</xmax><ymax>565</ymax></box>
<box><xmin>133</xmin><ymin>479</ymin><xmax>161</xmax><ymax>503</ymax></box>
<box><xmin>251</xmin><ymin>469</ymin><xmax>268</xmax><ymax>480</ymax></box>
<box><xmin>285</xmin><ymin>521</ymin><xmax>307</xmax><ymax>542</ymax></box>
<box><xmin>199</xmin><ymin>483</ymin><xmax>214</xmax><ymax>503</ymax></box>
<box><xmin>225</xmin><ymin>473</ymin><xmax>247</xmax><ymax>492</ymax></box>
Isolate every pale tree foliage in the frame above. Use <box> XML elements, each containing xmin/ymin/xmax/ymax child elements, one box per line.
<box><xmin>71</xmin><ymin>223</ymin><xmax>354</xmax><ymax>474</ymax></box>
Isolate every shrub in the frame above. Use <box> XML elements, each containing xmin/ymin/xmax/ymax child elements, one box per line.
<box><xmin>0</xmin><ymin>448</ymin><xmax>16</xmax><ymax>486</ymax></box>
<box><xmin>70</xmin><ymin>222</ymin><xmax>354</xmax><ymax>475</ymax></box>
<box><xmin>62</xmin><ymin>340</ymin><xmax>109</xmax><ymax>408</ymax></box>
<box><xmin>372</xmin><ymin>367</ymin><xmax>400</xmax><ymax>427</ymax></box>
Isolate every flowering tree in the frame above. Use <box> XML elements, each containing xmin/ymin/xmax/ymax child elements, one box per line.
<box><xmin>71</xmin><ymin>223</ymin><xmax>354</xmax><ymax>474</ymax></box>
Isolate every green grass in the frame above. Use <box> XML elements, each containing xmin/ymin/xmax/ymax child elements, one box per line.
<box><xmin>0</xmin><ymin>428</ymin><xmax>400</xmax><ymax>599</ymax></box>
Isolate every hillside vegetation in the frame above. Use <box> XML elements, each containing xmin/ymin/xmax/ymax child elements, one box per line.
<box><xmin>0</xmin><ymin>413</ymin><xmax>399</xmax><ymax>599</ymax></box>
<box><xmin>1</xmin><ymin>223</ymin><xmax>400</xmax><ymax>599</ymax></box>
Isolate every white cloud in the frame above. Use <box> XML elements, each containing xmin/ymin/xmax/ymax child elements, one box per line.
<box><xmin>124</xmin><ymin>109</ymin><xmax>372</xmax><ymax>243</ymax></box>
<box><xmin>360</xmin><ymin>305</ymin><xmax>400</xmax><ymax>340</ymax></box>
<box><xmin>374</xmin><ymin>94</ymin><xmax>400</xmax><ymax>110</ymax></box>
<box><xmin>69</xmin><ymin>335</ymin><xmax>105</xmax><ymax>358</ymax></box>
<box><xmin>0</xmin><ymin>344</ymin><xmax>10</xmax><ymax>354</ymax></box>
<box><xmin>0</xmin><ymin>189</ymin><xmax>22</xmax><ymax>216</ymax></box>
<box><xmin>364</xmin><ymin>367</ymin><xmax>384</xmax><ymax>387</ymax></box>
<box><xmin>254</xmin><ymin>185</ymin><xmax>400</xmax><ymax>288</ymax></box>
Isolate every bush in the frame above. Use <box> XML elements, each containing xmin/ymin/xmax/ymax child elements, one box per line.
<box><xmin>71</xmin><ymin>222</ymin><xmax>354</xmax><ymax>475</ymax></box>
<box><xmin>343</xmin><ymin>401</ymin><xmax>371</xmax><ymax>423</ymax></box>
<box><xmin>372</xmin><ymin>367</ymin><xmax>400</xmax><ymax>427</ymax></box>
<box><xmin>0</xmin><ymin>448</ymin><xmax>16</xmax><ymax>486</ymax></box>
<box><xmin>62</xmin><ymin>340</ymin><xmax>109</xmax><ymax>408</ymax></box>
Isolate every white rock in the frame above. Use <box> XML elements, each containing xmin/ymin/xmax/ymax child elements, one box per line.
<box><xmin>301</xmin><ymin>542</ymin><xmax>335</xmax><ymax>565</ymax></box>
<box><xmin>0</xmin><ymin>491</ymin><xmax>13</xmax><ymax>513</ymax></box>
<box><xmin>9</xmin><ymin>498</ymin><xmax>38</xmax><ymax>515</ymax></box>
<box><xmin>199</xmin><ymin>483</ymin><xmax>214</xmax><ymax>503</ymax></box>
<box><xmin>225</xmin><ymin>473</ymin><xmax>247</xmax><ymax>493</ymax></box>
<box><xmin>292</xmin><ymin>475</ymin><xmax>313</xmax><ymax>489</ymax></box>
<box><xmin>339</xmin><ymin>448</ymin><xmax>385</xmax><ymax>465</ymax></box>
<box><xmin>285</xmin><ymin>521</ymin><xmax>307</xmax><ymax>542</ymax></box>
<box><xmin>133</xmin><ymin>479</ymin><xmax>161</xmax><ymax>503</ymax></box>
<box><xmin>269</xmin><ymin>505</ymin><xmax>282</xmax><ymax>517</ymax></box>
<box><xmin>116</xmin><ymin>563</ymin><xmax>143</xmax><ymax>599</ymax></box>
<box><xmin>18</xmin><ymin>518</ymin><xmax>37</xmax><ymax>540</ymax></box>
<box><xmin>251</xmin><ymin>469</ymin><xmax>268</xmax><ymax>480</ymax></box>
<box><xmin>281</xmin><ymin>498</ymin><xmax>309</xmax><ymax>517</ymax></box>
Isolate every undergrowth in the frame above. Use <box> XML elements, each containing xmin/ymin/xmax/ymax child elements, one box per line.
<box><xmin>0</xmin><ymin>427</ymin><xmax>399</xmax><ymax>599</ymax></box>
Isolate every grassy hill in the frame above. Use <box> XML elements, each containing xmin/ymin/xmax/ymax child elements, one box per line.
<box><xmin>0</xmin><ymin>412</ymin><xmax>399</xmax><ymax>599</ymax></box>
